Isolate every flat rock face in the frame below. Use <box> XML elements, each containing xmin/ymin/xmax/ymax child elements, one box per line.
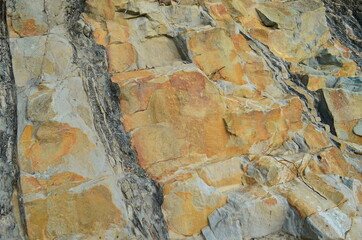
<box><xmin>2</xmin><ymin>0</ymin><xmax>362</xmax><ymax>239</ymax></box>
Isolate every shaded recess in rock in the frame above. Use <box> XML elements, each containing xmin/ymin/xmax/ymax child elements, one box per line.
<box><xmin>316</xmin><ymin>89</ymin><xmax>337</xmax><ymax>135</ymax></box>
<box><xmin>255</xmin><ymin>9</ymin><xmax>278</xmax><ymax>29</ymax></box>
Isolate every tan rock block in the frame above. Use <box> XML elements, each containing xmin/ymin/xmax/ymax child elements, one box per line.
<box><xmin>21</xmin><ymin>172</ymin><xmax>86</xmax><ymax>195</ymax></box>
<box><xmin>231</xmin><ymin>34</ymin><xmax>253</xmax><ymax>54</ymax></box>
<box><xmin>197</xmin><ymin>157</ymin><xmax>244</xmax><ymax>188</ymax></box>
<box><xmin>19</xmin><ymin>122</ymin><xmax>94</xmax><ymax>174</ymax></box>
<box><xmin>307</xmin><ymin>75</ymin><xmax>328</xmax><ymax>91</ymax></box>
<box><xmin>224</xmin><ymin>97</ymin><xmax>302</xmax><ymax>153</ymax></box>
<box><xmin>303</xmin><ymin>173</ymin><xmax>347</xmax><ymax>206</ymax></box>
<box><xmin>120</xmin><ymin>71</ymin><xmax>230</xmax><ymax>178</ymax></box>
<box><xmin>322</xmin><ymin>88</ymin><xmax>362</xmax><ymax>144</ymax></box>
<box><xmin>189</xmin><ymin>28</ymin><xmax>246</xmax><ymax>85</ymax></box>
<box><xmin>147</xmin><ymin>155</ymin><xmax>206</xmax><ymax>182</ymax></box>
<box><xmin>308</xmin><ymin>147</ymin><xmax>362</xmax><ymax>182</ymax></box>
<box><xmin>162</xmin><ymin>173</ymin><xmax>227</xmax><ymax>236</ymax></box>
<box><xmin>277</xmin><ymin>179</ymin><xmax>336</xmax><ymax>218</ymax></box>
<box><xmin>106</xmin><ymin>14</ymin><xmax>130</xmax><ymax>44</ymax></box>
<box><xmin>42</xmin><ymin>34</ymin><xmax>74</xmax><ymax>76</ymax></box>
<box><xmin>9</xmin><ymin>0</ymin><xmax>48</xmax><ymax>37</ymax></box>
<box><xmin>27</xmin><ymin>86</ymin><xmax>56</xmax><ymax>122</ymax></box>
<box><xmin>21</xmin><ymin>176</ymin><xmax>44</xmax><ymax>195</ymax></box>
<box><xmin>25</xmin><ymin>184</ymin><xmax>124</xmax><ymax>239</ymax></box>
<box><xmin>208</xmin><ymin>4</ymin><xmax>235</xmax><ymax>30</ymax></box>
<box><xmin>10</xmin><ymin>36</ymin><xmax>47</xmax><ymax>87</ymax></box>
<box><xmin>303</xmin><ymin>124</ymin><xmax>331</xmax><ymax>153</ymax></box>
<box><xmin>231</xmin><ymin>34</ymin><xmax>275</xmax><ymax>92</ymax></box>
<box><xmin>107</xmin><ymin>43</ymin><xmax>137</xmax><ymax>73</ymax></box>
<box><xmin>209</xmin><ymin>4</ymin><xmax>233</xmax><ymax>21</ymax></box>
<box><xmin>333</xmin><ymin>61</ymin><xmax>358</xmax><ymax>77</ymax></box>
<box><xmin>83</xmin><ymin>14</ymin><xmax>108</xmax><ymax>46</ymax></box>
<box><xmin>132</xmin><ymin>124</ymin><xmax>187</xmax><ymax>169</ymax></box>
<box><xmin>86</xmin><ymin>0</ymin><xmax>115</xmax><ymax>20</ymax></box>
<box><xmin>235</xmin><ymin>0</ymin><xmax>329</xmax><ymax>62</ymax></box>
<box><xmin>136</xmin><ymin>37</ymin><xmax>182</xmax><ymax>68</ymax></box>
<box><xmin>246</xmin><ymin>156</ymin><xmax>297</xmax><ymax>186</ymax></box>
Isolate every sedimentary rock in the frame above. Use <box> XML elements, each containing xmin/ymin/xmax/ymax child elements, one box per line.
<box><xmin>0</xmin><ymin>0</ymin><xmax>361</xmax><ymax>239</ymax></box>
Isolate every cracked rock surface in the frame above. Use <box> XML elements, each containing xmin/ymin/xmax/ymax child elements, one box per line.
<box><xmin>0</xmin><ymin>0</ymin><xmax>362</xmax><ymax>239</ymax></box>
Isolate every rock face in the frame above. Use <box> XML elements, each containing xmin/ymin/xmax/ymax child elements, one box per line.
<box><xmin>1</xmin><ymin>0</ymin><xmax>362</xmax><ymax>239</ymax></box>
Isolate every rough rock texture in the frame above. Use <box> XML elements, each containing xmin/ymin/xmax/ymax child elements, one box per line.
<box><xmin>0</xmin><ymin>1</ymin><xmax>22</xmax><ymax>239</ymax></box>
<box><xmin>7</xmin><ymin>0</ymin><xmax>168</xmax><ymax>239</ymax></box>
<box><xmin>1</xmin><ymin>0</ymin><xmax>362</xmax><ymax>239</ymax></box>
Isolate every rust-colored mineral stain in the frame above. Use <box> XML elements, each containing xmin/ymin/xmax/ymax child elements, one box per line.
<box><xmin>263</xmin><ymin>197</ymin><xmax>278</xmax><ymax>206</ymax></box>
<box><xmin>22</xmin><ymin>19</ymin><xmax>39</xmax><ymax>37</ymax></box>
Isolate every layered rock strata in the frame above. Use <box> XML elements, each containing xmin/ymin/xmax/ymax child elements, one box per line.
<box><xmin>1</xmin><ymin>0</ymin><xmax>362</xmax><ymax>239</ymax></box>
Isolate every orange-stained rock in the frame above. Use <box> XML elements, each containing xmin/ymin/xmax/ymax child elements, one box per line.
<box><xmin>231</xmin><ymin>34</ymin><xmax>275</xmax><ymax>92</ymax></box>
<box><xmin>106</xmin><ymin>13</ymin><xmax>130</xmax><ymax>44</ymax></box>
<box><xmin>19</xmin><ymin>122</ymin><xmax>94</xmax><ymax>173</ymax></box>
<box><xmin>223</xmin><ymin>97</ymin><xmax>303</xmax><ymax>153</ymax></box>
<box><xmin>246</xmin><ymin>155</ymin><xmax>297</xmax><ymax>186</ymax></box>
<box><xmin>303</xmin><ymin>173</ymin><xmax>347</xmax><ymax>206</ymax></box>
<box><xmin>308</xmin><ymin>147</ymin><xmax>362</xmax><ymax>182</ymax></box>
<box><xmin>9</xmin><ymin>0</ymin><xmax>48</xmax><ymax>38</ymax></box>
<box><xmin>277</xmin><ymin>179</ymin><xmax>336</xmax><ymax>218</ymax></box>
<box><xmin>111</xmin><ymin>69</ymin><xmax>155</xmax><ymax>86</ymax></box>
<box><xmin>162</xmin><ymin>173</ymin><xmax>227</xmax><ymax>236</ymax></box>
<box><xmin>208</xmin><ymin>4</ymin><xmax>235</xmax><ymax>31</ymax></box>
<box><xmin>189</xmin><ymin>28</ymin><xmax>246</xmax><ymax>85</ymax></box>
<box><xmin>21</xmin><ymin>172</ymin><xmax>86</xmax><ymax>195</ymax></box>
<box><xmin>83</xmin><ymin>14</ymin><xmax>108</xmax><ymax>46</ymax></box>
<box><xmin>25</xmin><ymin>184</ymin><xmax>124</xmax><ymax>240</ymax></box>
<box><xmin>86</xmin><ymin>0</ymin><xmax>115</xmax><ymax>20</ymax></box>
<box><xmin>322</xmin><ymin>88</ymin><xmax>362</xmax><ymax>144</ymax></box>
<box><xmin>107</xmin><ymin>43</ymin><xmax>137</xmax><ymax>73</ymax></box>
<box><xmin>197</xmin><ymin>157</ymin><xmax>245</xmax><ymax>189</ymax></box>
<box><xmin>333</xmin><ymin>61</ymin><xmax>358</xmax><ymax>77</ymax></box>
<box><xmin>231</xmin><ymin>0</ymin><xmax>330</xmax><ymax>62</ymax></box>
<box><xmin>117</xmin><ymin>71</ymin><xmax>231</xmax><ymax>179</ymax></box>
<box><xmin>307</xmin><ymin>75</ymin><xmax>329</xmax><ymax>91</ymax></box>
<box><xmin>303</xmin><ymin>124</ymin><xmax>331</xmax><ymax>153</ymax></box>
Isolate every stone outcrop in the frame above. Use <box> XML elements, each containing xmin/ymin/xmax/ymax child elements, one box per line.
<box><xmin>0</xmin><ymin>0</ymin><xmax>361</xmax><ymax>239</ymax></box>
<box><xmin>0</xmin><ymin>0</ymin><xmax>23</xmax><ymax>239</ymax></box>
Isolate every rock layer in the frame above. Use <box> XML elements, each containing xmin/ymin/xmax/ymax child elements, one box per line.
<box><xmin>0</xmin><ymin>1</ymin><xmax>22</xmax><ymax>239</ymax></box>
<box><xmin>0</xmin><ymin>0</ymin><xmax>362</xmax><ymax>239</ymax></box>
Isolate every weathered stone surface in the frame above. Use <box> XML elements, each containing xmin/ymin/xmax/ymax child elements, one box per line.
<box><xmin>189</xmin><ymin>28</ymin><xmax>246</xmax><ymax>85</ymax></box>
<box><xmin>203</xmin><ymin>188</ymin><xmax>289</xmax><ymax>239</ymax></box>
<box><xmin>320</xmin><ymin>88</ymin><xmax>362</xmax><ymax>144</ymax></box>
<box><xmin>2</xmin><ymin>0</ymin><xmax>362</xmax><ymax>239</ymax></box>
<box><xmin>230</xmin><ymin>0</ymin><xmax>330</xmax><ymax>63</ymax></box>
<box><xmin>8</xmin><ymin>0</ymin><xmax>48</xmax><ymax>37</ymax></box>
<box><xmin>163</xmin><ymin>173</ymin><xmax>226</xmax><ymax>236</ymax></box>
<box><xmin>0</xmin><ymin>1</ymin><xmax>23</xmax><ymax>238</ymax></box>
